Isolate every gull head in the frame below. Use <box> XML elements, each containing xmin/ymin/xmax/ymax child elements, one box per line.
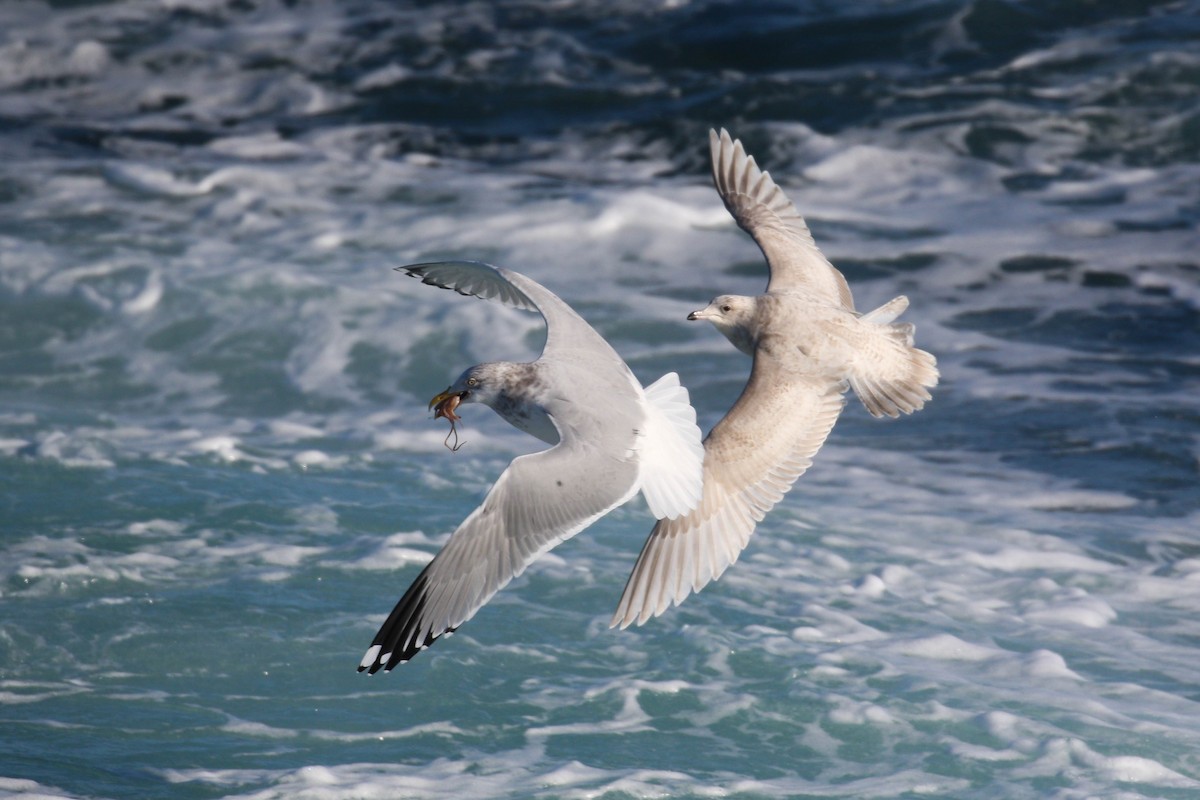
<box><xmin>429</xmin><ymin>361</ymin><xmax>558</xmax><ymax>447</ymax></box>
<box><xmin>428</xmin><ymin>363</ymin><xmax>509</xmax><ymax>451</ymax></box>
<box><xmin>429</xmin><ymin>363</ymin><xmax>507</xmax><ymax>419</ymax></box>
<box><xmin>688</xmin><ymin>294</ymin><xmax>757</xmax><ymax>355</ymax></box>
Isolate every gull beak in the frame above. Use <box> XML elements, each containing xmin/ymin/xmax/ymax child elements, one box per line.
<box><xmin>428</xmin><ymin>386</ymin><xmax>465</xmax><ymax>422</ymax></box>
<box><xmin>428</xmin><ymin>386</ymin><xmax>456</xmax><ymax>411</ymax></box>
<box><xmin>687</xmin><ymin>309</ymin><xmax>706</xmax><ymax>321</ymax></box>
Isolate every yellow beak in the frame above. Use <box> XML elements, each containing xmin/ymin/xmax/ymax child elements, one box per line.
<box><xmin>429</xmin><ymin>386</ymin><xmax>458</xmax><ymax>410</ymax></box>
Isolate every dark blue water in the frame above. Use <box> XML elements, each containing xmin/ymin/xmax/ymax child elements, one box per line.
<box><xmin>2</xmin><ymin>1</ymin><xmax>1199</xmax><ymax>798</ymax></box>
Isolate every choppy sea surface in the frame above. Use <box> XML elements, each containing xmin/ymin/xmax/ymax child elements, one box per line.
<box><xmin>2</xmin><ymin>1</ymin><xmax>1199</xmax><ymax>798</ymax></box>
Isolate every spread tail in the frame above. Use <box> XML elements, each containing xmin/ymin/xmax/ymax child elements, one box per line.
<box><xmin>849</xmin><ymin>296</ymin><xmax>939</xmax><ymax>418</ymax></box>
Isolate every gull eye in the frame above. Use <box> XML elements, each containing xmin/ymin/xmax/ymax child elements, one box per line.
<box><xmin>466</xmin><ymin>377</ymin><xmax>478</xmax><ymax>387</ymax></box>
<box><xmin>720</xmin><ymin>304</ymin><xmax>732</xmax><ymax>313</ymax></box>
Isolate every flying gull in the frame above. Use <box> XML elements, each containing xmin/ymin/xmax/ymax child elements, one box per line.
<box><xmin>612</xmin><ymin>129</ymin><xmax>939</xmax><ymax>628</ymax></box>
<box><xmin>360</xmin><ymin>260</ymin><xmax>704</xmax><ymax>672</ymax></box>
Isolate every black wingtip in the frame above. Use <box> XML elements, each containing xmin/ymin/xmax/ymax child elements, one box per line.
<box><xmin>357</xmin><ymin>568</ymin><xmax>458</xmax><ymax>674</ymax></box>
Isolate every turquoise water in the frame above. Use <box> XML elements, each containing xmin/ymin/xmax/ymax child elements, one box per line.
<box><xmin>2</xmin><ymin>1</ymin><xmax>1199</xmax><ymax>797</ymax></box>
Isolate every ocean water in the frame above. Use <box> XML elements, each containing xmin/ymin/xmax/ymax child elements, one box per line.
<box><xmin>2</xmin><ymin>0</ymin><xmax>1199</xmax><ymax>797</ymax></box>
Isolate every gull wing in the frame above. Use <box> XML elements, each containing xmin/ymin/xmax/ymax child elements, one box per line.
<box><xmin>612</xmin><ymin>348</ymin><xmax>847</xmax><ymax>628</ymax></box>
<box><xmin>709</xmin><ymin>129</ymin><xmax>855</xmax><ymax>310</ymax></box>
<box><xmin>401</xmin><ymin>260</ymin><xmax>704</xmax><ymax>517</ymax></box>
<box><xmin>360</xmin><ymin>439</ymin><xmax>640</xmax><ymax>672</ymax></box>
<box><xmin>401</xmin><ymin>260</ymin><xmax>626</xmax><ymax>362</ymax></box>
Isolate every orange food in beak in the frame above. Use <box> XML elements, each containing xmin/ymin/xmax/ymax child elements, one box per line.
<box><xmin>428</xmin><ymin>387</ymin><xmax>466</xmax><ymax>451</ymax></box>
<box><xmin>429</xmin><ymin>387</ymin><xmax>463</xmax><ymax>423</ymax></box>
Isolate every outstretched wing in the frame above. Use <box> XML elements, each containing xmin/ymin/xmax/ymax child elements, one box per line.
<box><xmin>709</xmin><ymin>129</ymin><xmax>855</xmax><ymax>310</ymax></box>
<box><xmin>612</xmin><ymin>347</ymin><xmax>847</xmax><ymax>628</ymax></box>
<box><xmin>400</xmin><ymin>260</ymin><xmax>627</xmax><ymax>363</ymax></box>
<box><xmin>361</xmin><ymin>439</ymin><xmax>640</xmax><ymax>672</ymax></box>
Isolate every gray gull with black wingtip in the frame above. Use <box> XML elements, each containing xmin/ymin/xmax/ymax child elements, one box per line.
<box><xmin>359</xmin><ymin>260</ymin><xmax>704</xmax><ymax>672</ymax></box>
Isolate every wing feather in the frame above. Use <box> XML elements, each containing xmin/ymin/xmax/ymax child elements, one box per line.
<box><xmin>400</xmin><ymin>260</ymin><xmax>625</xmax><ymax>360</ymax></box>
<box><xmin>361</xmin><ymin>442</ymin><xmax>640</xmax><ymax>672</ymax></box>
<box><xmin>709</xmin><ymin>129</ymin><xmax>855</xmax><ymax>310</ymax></box>
<box><xmin>612</xmin><ymin>351</ymin><xmax>847</xmax><ymax>628</ymax></box>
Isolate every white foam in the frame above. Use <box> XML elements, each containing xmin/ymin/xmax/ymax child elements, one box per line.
<box><xmin>847</xmin><ymin>573</ymin><xmax>887</xmax><ymax>598</ymax></box>
<box><xmin>204</xmin><ymin>540</ymin><xmax>326</xmax><ymax>569</ymax></box>
<box><xmin>353</xmin><ymin>63</ymin><xmax>411</xmax><ymax>91</ymax></box>
<box><xmin>0</xmin><ymin>680</ymin><xmax>89</xmax><ymax>707</ymax></box>
<box><xmin>1014</xmin><ymin>490</ymin><xmax>1139</xmax><ymax>512</ymax></box>
<box><xmin>964</xmin><ymin>547</ymin><xmax>1117</xmax><ymax>575</ymax></box>
<box><xmin>207</xmin><ymin>133</ymin><xmax>314</xmax><ymax>160</ymax></box>
<box><xmin>894</xmin><ymin>633</ymin><xmax>996</xmax><ymax>662</ymax></box>
<box><xmin>1021</xmin><ymin>649</ymin><xmax>1081</xmax><ymax>680</ymax></box>
<box><xmin>525</xmin><ymin>687</ymin><xmax>652</xmax><ymax>738</ymax></box>
<box><xmin>220</xmin><ymin>712</ymin><xmax>469</xmax><ymax>744</ymax></box>
<box><xmin>1068</xmin><ymin>738</ymin><xmax>1200</xmax><ymax>788</ymax></box>
<box><xmin>0</xmin><ymin>521</ymin><xmax>339</xmax><ymax>596</ymax></box>
<box><xmin>189</xmin><ymin>435</ymin><xmax>289</xmax><ymax>470</ymax></box>
<box><xmin>1024</xmin><ymin>595</ymin><xmax>1117</xmax><ymax>629</ymax></box>
<box><xmin>0</xmin><ymin>776</ymin><xmax>87</xmax><ymax>799</ymax></box>
<box><xmin>26</xmin><ymin>431</ymin><xmax>115</xmax><ymax>469</ymax></box>
<box><xmin>826</xmin><ymin>699</ymin><xmax>897</xmax><ymax>726</ymax></box>
<box><xmin>190</xmin><ymin>435</ymin><xmax>244</xmax><ymax>461</ymax></box>
<box><xmin>121</xmin><ymin>269</ymin><xmax>163</xmax><ymax>314</ymax></box>
<box><xmin>946</xmin><ymin>741</ymin><xmax>1026</xmax><ymax>762</ymax></box>
<box><xmin>265</xmin><ymin>420</ymin><xmax>325</xmax><ymax>441</ymax></box>
<box><xmin>803</xmin><ymin>143</ymin><xmax>1000</xmax><ymax>205</ymax></box>
<box><xmin>103</xmin><ymin>163</ymin><xmax>214</xmax><ymax>197</ymax></box>
<box><xmin>336</xmin><ymin>531</ymin><xmax>438</xmax><ymax>572</ymax></box>
<box><xmin>293</xmin><ymin>450</ymin><xmax>348</xmax><ymax>469</ymax></box>
<box><xmin>977</xmin><ymin>710</ymin><xmax>1038</xmax><ymax>750</ymax></box>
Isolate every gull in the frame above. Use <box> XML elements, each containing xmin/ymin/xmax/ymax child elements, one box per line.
<box><xmin>612</xmin><ymin>129</ymin><xmax>939</xmax><ymax>628</ymax></box>
<box><xmin>359</xmin><ymin>260</ymin><xmax>704</xmax><ymax>672</ymax></box>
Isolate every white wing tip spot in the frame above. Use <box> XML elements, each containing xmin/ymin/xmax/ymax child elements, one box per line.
<box><xmin>359</xmin><ymin>644</ymin><xmax>382</xmax><ymax>670</ymax></box>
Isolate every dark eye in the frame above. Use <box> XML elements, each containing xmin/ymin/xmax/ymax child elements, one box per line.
<box><xmin>721</xmin><ymin>304</ymin><xmax>732</xmax><ymax>313</ymax></box>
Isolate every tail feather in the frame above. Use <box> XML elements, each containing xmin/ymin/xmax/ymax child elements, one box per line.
<box><xmin>637</xmin><ymin>372</ymin><xmax>705</xmax><ymax>520</ymax></box>
<box><xmin>860</xmin><ymin>295</ymin><xmax>909</xmax><ymax>325</ymax></box>
<box><xmin>849</xmin><ymin>297</ymin><xmax>938</xmax><ymax>418</ymax></box>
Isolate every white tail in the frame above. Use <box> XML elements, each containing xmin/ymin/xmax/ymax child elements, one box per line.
<box><xmin>849</xmin><ymin>296</ymin><xmax>939</xmax><ymax>418</ymax></box>
<box><xmin>636</xmin><ymin>372</ymin><xmax>705</xmax><ymax>520</ymax></box>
